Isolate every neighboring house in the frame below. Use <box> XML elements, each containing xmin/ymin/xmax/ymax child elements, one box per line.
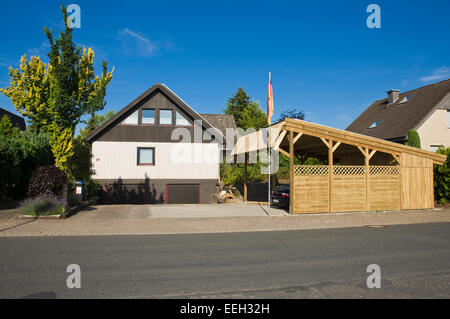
<box><xmin>346</xmin><ymin>78</ymin><xmax>450</xmax><ymax>151</ymax></box>
<box><xmin>0</xmin><ymin>107</ymin><xmax>26</xmax><ymax>130</ymax></box>
<box><xmin>85</xmin><ymin>83</ymin><xmax>236</xmax><ymax>204</ymax></box>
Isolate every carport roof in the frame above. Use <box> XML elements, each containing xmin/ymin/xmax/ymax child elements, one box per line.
<box><xmin>232</xmin><ymin>118</ymin><xmax>446</xmax><ymax>165</ymax></box>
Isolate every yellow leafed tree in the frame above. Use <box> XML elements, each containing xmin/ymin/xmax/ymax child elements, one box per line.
<box><xmin>0</xmin><ymin>4</ymin><xmax>113</xmax><ymax>174</ymax></box>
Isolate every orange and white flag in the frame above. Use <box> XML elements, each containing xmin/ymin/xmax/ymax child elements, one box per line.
<box><xmin>267</xmin><ymin>73</ymin><xmax>274</xmax><ymax>125</ymax></box>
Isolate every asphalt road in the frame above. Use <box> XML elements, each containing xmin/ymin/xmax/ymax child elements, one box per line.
<box><xmin>0</xmin><ymin>223</ymin><xmax>449</xmax><ymax>298</ymax></box>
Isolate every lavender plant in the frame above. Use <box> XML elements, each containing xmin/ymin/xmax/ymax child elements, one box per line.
<box><xmin>19</xmin><ymin>195</ymin><xmax>68</xmax><ymax>216</ymax></box>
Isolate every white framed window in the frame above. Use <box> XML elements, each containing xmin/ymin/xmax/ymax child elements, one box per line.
<box><xmin>142</xmin><ymin>109</ymin><xmax>155</xmax><ymax>124</ymax></box>
<box><xmin>176</xmin><ymin>111</ymin><xmax>192</xmax><ymax>126</ymax></box>
<box><xmin>159</xmin><ymin>109</ymin><xmax>173</xmax><ymax>125</ymax></box>
<box><xmin>430</xmin><ymin>145</ymin><xmax>443</xmax><ymax>152</ymax></box>
<box><xmin>121</xmin><ymin>110</ymin><xmax>139</xmax><ymax>125</ymax></box>
<box><xmin>137</xmin><ymin>147</ymin><xmax>155</xmax><ymax>165</ymax></box>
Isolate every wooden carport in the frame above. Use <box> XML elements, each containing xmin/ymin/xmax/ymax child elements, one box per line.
<box><xmin>232</xmin><ymin>118</ymin><xmax>446</xmax><ymax>214</ymax></box>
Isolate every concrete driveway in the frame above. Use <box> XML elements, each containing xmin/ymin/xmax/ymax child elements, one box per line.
<box><xmin>83</xmin><ymin>202</ymin><xmax>288</xmax><ymax>219</ymax></box>
<box><xmin>1</xmin><ymin>203</ymin><xmax>450</xmax><ymax>238</ymax></box>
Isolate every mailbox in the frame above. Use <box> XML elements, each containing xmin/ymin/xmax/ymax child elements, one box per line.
<box><xmin>74</xmin><ymin>181</ymin><xmax>84</xmax><ymax>201</ymax></box>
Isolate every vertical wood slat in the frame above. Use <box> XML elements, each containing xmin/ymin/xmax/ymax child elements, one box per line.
<box><xmin>400</xmin><ymin>153</ymin><xmax>434</xmax><ymax>210</ymax></box>
<box><xmin>430</xmin><ymin>159</ymin><xmax>435</xmax><ymax>208</ymax></box>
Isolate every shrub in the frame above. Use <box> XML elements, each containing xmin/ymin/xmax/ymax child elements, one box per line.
<box><xmin>19</xmin><ymin>195</ymin><xmax>68</xmax><ymax>216</ymax></box>
<box><xmin>85</xmin><ymin>180</ymin><xmax>102</xmax><ymax>199</ymax></box>
<box><xmin>406</xmin><ymin>129</ymin><xmax>421</xmax><ymax>148</ymax></box>
<box><xmin>434</xmin><ymin>147</ymin><xmax>450</xmax><ymax>204</ymax></box>
<box><xmin>0</xmin><ymin>129</ymin><xmax>54</xmax><ymax>199</ymax></box>
<box><xmin>220</xmin><ymin>162</ymin><xmax>264</xmax><ymax>186</ymax></box>
<box><xmin>28</xmin><ymin>166</ymin><xmax>69</xmax><ymax>198</ymax></box>
<box><xmin>67</xmin><ymin>194</ymin><xmax>80</xmax><ymax>207</ymax></box>
<box><xmin>0</xmin><ymin>114</ymin><xmax>20</xmax><ymax>138</ymax></box>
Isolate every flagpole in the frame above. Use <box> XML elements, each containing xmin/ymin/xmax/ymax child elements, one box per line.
<box><xmin>268</xmin><ymin>72</ymin><xmax>271</xmax><ymax>217</ymax></box>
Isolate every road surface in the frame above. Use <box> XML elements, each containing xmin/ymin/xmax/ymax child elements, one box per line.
<box><xmin>0</xmin><ymin>223</ymin><xmax>449</xmax><ymax>298</ymax></box>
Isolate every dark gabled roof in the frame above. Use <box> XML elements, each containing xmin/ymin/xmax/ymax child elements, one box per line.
<box><xmin>346</xmin><ymin>78</ymin><xmax>450</xmax><ymax>140</ymax></box>
<box><xmin>85</xmin><ymin>83</ymin><xmax>225</xmax><ymax>142</ymax></box>
<box><xmin>0</xmin><ymin>107</ymin><xmax>26</xmax><ymax>130</ymax></box>
<box><xmin>199</xmin><ymin>114</ymin><xmax>236</xmax><ymax>135</ymax></box>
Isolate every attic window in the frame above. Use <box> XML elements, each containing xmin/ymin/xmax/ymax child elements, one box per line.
<box><xmin>159</xmin><ymin>110</ymin><xmax>173</xmax><ymax>125</ymax></box>
<box><xmin>176</xmin><ymin>111</ymin><xmax>191</xmax><ymax>126</ymax></box>
<box><xmin>399</xmin><ymin>94</ymin><xmax>413</xmax><ymax>104</ymax></box>
<box><xmin>368</xmin><ymin>121</ymin><xmax>381</xmax><ymax>129</ymax></box>
<box><xmin>121</xmin><ymin>110</ymin><xmax>139</xmax><ymax>125</ymax></box>
<box><xmin>142</xmin><ymin>109</ymin><xmax>155</xmax><ymax>124</ymax></box>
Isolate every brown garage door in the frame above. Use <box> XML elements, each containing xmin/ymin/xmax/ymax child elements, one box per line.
<box><xmin>166</xmin><ymin>184</ymin><xmax>200</xmax><ymax>204</ymax></box>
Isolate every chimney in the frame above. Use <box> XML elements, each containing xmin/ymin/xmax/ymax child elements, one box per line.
<box><xmin>387</xmin><ymin>89</ymin><xmax>400</xmax><ymax>104</ymax></box>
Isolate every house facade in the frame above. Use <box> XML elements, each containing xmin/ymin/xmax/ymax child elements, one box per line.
<box><xmin>85</xmin><ymin>83</ymin><xmax>236</xmax><ymax>204</ymax></box>
<box><xmin>346</xmin><ymin>79</ymin><xmax>450</xmax><ymax>151</ymax></box>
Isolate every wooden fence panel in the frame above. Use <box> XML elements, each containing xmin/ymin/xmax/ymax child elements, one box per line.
<box><xmin>369</xmin><ymin>166</ymin><xmax>400</xmax><ymax>211</ymax></box>
<box><xmin>400</xmin><ymin>154</ymin><xmax>434</xmax><ymax>209</ymax></box>
<box><xmin>293</xmin><ymin>165</ymin><xmax>402</xmax><ymax>214</ymax></box>
<box><xmin>332</xmin><ymin>166</ymin><xmax>366</xmax><ymax>212</ymax></box>
<box><xmin>293</xmin><ymin>166</ymin><xmax>329</xmax><ymax>213</ymax></box>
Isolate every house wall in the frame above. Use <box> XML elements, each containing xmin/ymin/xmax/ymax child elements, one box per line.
<box><xmin>94</xmin><ymin>178</ymin><xmax>219</xmax><ymax>204</ymax></box>
<box><xmin>92</xmin><ymin>141</ymin><xmax>220</xmax><ymax>180</ymax></box>
<box><xmin>416</xmin><ymin>109</ymin><xmax>450</xmax><ymax>151</ymax></box>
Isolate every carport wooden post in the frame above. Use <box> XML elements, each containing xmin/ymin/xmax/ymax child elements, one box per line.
<box><xmin>320</xmin><ymin>138</ymin><xmax>334</xmax><ymax>213</ymax></box>
<box><xmin>365</xmin><ymin>148</ymin><xmax>370</xmax><ymax>211</ymax></box>
<box><xmin>243</xmin><ymin>152</ymin><xmax>248</xmax><ymax>202</ymax></box>
<box><xmin>394</xmin><ymin>154</ymin><xmax>402</xmax><ymax>210</ymax></box>
<box><xmin>289</xmin><ymin>130</ymin><xmax>294</xmax><ymax>214</ymax></box>
<box><xmin>328</xmin><ymin>141</ymin><xmax>333</xmax><ymax>213</ymax></box>
<box><xmin>357</xmin><ymin>146</ymin><xmax>376</xmax><ymax>211</ymax></box>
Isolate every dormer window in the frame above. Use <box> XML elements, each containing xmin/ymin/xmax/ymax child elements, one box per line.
<box><xmin>368</xmin><ymin>121</ymin><xmax>381</xmax><ymax>129</ymax></box>
<box><xmin>399</xmin><ymin>94</ymin><xmax>413</xmax><ymax>104</ymax></box>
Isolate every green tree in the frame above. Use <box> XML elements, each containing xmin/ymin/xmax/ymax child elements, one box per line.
<box><xmin>406</xmin><ymin>129</ymin><xmax>421</xmax><ymax>148</ymax></box>
<box><xmin>0</xmin><ymin>115</ymin><xmax>20</xmax><ymax>138</ymax></box>
<box><xmin>0</xmin><ymin>4</ymin><xmax>113</xmax><ymax>172</ymax></box>
<box><xmin>0</xmin><ymin>56</ymin><xmax>50</xmax><ymax>131</ymax></box>
<box><xmin>222</xmin><ymin>88</ymin><xmax>268</xmax><ymax>189</ymax></box>
<box><xmin>434</xmin><ymin>147</ymin><xmax>450</xmax><ymax>204</ymax></box>
<box><xmin>225</xmin><ymin>88</ymin><xmax>267</xmax><ymax>130</ymax></box>
<box><xmin>79</xmin><ymin>110</ymin><xmax>116</xmax><ymax>139</ymax></box>
<box><xmin>276</xmin><ymin>109</ymin><xmax>305</xmax><ymax>122</ymax></box>
<box><xmin>67</xmin><ymin>110</ymin><xmax>116</xmax><ymax>182</ymax></box>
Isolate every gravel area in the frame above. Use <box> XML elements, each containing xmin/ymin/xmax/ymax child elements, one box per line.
<box><xmin>0</xmin><ymin>203</ymin><xmax>449</xmax><ymax>237</ymax></box>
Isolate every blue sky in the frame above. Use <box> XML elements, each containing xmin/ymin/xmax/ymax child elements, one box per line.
<box><xmin>1</xmin><ymin>0</ymin><xmax>449</xmax><ymax>131</ymax></box>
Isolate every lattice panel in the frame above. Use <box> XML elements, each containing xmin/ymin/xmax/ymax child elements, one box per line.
<box><xmin>370</xmin><ymin>166</ymin><xmax>399</xmax><ymax>175</ymax></box>
<box><xmin>294</xmin><ymin>165</ymin><xmax>328</xmax><ymax>176</ymax></box>
<box><xmin>333</xmin><ymin>166</ymin><xmax>365</xmax><ymax>175</ymax></box>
